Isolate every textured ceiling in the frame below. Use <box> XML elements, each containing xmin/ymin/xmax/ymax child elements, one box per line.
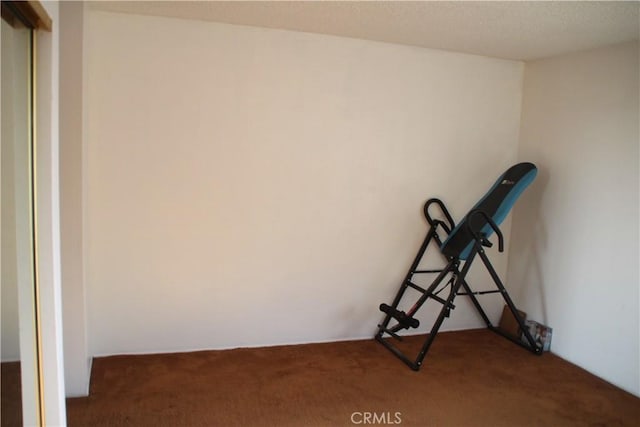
<box><xmin>90</xmin><ymin>1</ymin><xmax>639</xmax><ymax>61</ymax></box>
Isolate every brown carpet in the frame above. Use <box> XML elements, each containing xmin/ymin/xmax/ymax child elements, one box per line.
<box><xmin>63</xmin><ymin>329</ymin><xmax>639</xmax><ymax>426</ymax></box>
<box><xmin>1</xmin><ymin>362</ymin><xmax>22</xmax><ymax>427</ymax></box>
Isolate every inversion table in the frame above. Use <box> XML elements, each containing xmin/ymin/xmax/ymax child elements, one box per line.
<box><xmin>375</xmin><ymin>162</ymin><xmax>542</xmax><ymax>370</ymax></box>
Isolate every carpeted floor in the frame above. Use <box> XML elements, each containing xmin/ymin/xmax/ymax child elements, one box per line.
<box><xmin>61</xmin><ymin>329</ymin><xmax>639</xmax><ymax>426</ymax></box>
<box><xmin>1</xmin><ymin>362</ymin><xmax>22</xmax><ymax>427</ymax></box>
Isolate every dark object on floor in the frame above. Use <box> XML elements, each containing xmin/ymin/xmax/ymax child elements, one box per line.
<box><xmin>376</xmin><ymin>163</ymin><xmax>540</xmax><ymax>370</ymax></box>
<box><xmin>498</xmin><ymin>304</ymin><xmax>527</xmax><ymax>339</ymax></box>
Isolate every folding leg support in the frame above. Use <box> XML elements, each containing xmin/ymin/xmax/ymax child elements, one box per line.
<box><xmin>375</xmin><ymin>199</ymin><xmax>543</xmax><ymax>371</ymax></box>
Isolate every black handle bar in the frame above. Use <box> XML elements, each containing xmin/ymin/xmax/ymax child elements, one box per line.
<box><xmin>423</xmin><ymin>198</ymin><xmax>455</xmax><ymax>233</ymax></box>
<box><xmin>467</xmin><ymin>209</ymin><xmax>504</xmax><ymax>252</ymax></box>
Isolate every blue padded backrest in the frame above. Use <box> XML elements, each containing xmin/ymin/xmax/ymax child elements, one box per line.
<box><xmin>440</xmin><ymin>163</ymin><xmax>537</xmax><ymax>260</ymax></box>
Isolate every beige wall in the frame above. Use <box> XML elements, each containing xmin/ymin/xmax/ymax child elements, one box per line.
<box><xmin>1</xmin><ymin>19</ymin><xmax>22</xmax><ymax>362</ymax></box>
<box><xmin>84</xmin><ymin>11</ymin><xmax>525</xmax><ymax>356</ymax></box>
<box><xmin>508</xmin><ymin>41</ymin><xmax>639</xmax><ymax>395</ymax></box>
<box><xmin>59</xmin><ymin>1</ymin><xmax>90</xmax><ymax>397</ymax></box>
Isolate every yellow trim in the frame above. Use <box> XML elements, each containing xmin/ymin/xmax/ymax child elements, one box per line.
<box><xmin>30</xmin><ymin>28</ymin><xmax>45</xmax><ymax>427</ymax></box>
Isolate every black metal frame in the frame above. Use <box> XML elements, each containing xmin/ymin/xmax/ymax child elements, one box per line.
<box><xmin>375</xmin><ymin>198</ymin><xmax>542</xmax><ymax>370</ymax></box>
